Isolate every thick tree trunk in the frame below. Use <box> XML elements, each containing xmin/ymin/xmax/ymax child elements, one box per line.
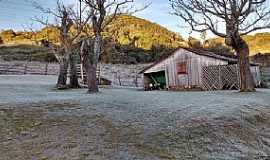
<box><xmin>80</xmin><ymin>38</ymin><xmax>99</xmax><ymax>93</ymax></box>
<box><xmin>235</xmin><ymin>40</ymin><xmax>255</xmax><ymax>92</ymax></box>
<box><xmin>56</xmin><ymin>55</ymin><xmax>69</xmax><ymax>89</ymax></box>
<box><xmin>69</xmin><ymin>54</ymin><xmax>80</xmax><ymax>88</ymax></box>
<box><xmin>93</xmin><ymin>34</ymin><xmax>102</xmax><ymax>64</ymax></box>
<box><xmin>225</xmin><ymin>27</ymin><xmax>255</xmax><ymax>92</ymax></box>
<box><xmin>84</xmin><ymin>63</ymin><xmax>98</xmax><ymax>93</ymax></box>
<box><xmin>85</xmin><ymin>34</ymin><xmax>102</xmax><ymax>93</ymax></box>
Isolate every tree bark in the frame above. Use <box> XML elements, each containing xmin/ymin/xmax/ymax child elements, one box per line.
<box><xmin>56</xmin><ymin>55</ymin><xmax>69</xmax><ymax>89</ymax></box>
<box><xmin>69</xmin><ymin>54</ymin><xmax>80</xmax><ymax>88</ymax></box>
<box><xmin>86</xmin><ymin>34</ymin><xmax>102</xmax><ymax>93</ymax></box>
<box><xmin>80</xmin><ymin>39</ymin><xmax>99</xmax><ymax>93</ymax></box>
<box><xmin>234</xmin><ymin>39</ymin><xmax>255</xmax><ymax>92</ymax></box>
<box><xmin>84</xmin><ymin>63</ymin><xmax>99</xmax><ymax>93</ymax></box>
<box><xmin>225</xmin><ymin>24</ymin><xmax>256</xmax><ymax>92</ymax></box>
<box><xmin>93</xmin><ymin>34</ymin><xmax>102</xmax><ymax>65</ymax></box>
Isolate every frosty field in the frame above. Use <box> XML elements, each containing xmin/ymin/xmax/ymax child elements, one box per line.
<box><xmin>0</xmin><ymin>75</ymin><xmax>270</xmax><ymax>160</ymax></box>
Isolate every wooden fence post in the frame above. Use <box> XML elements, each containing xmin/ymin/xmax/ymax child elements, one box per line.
<box><xmin>44</xmin><ymin>63</ymin><xmax>48</xmax><ymax>75</ymax></box>
<box><xmin>24</xmin><ymin>63</ymin><xmax>28</xmax><ymax>74</ymax></box>
<box><xmin>117</xmin><ymin>72</ymin><xmax>122</xmax><ymax>86</ymax></box>
<box><xmin>98</xmin><ymin>65</ymin><xmax>101</xmax><ymax>85</ymax></box>
<box><xmin>134</xmin><ymin>75</ymin><xmax>138</xmax><ymax>87</ymax></box>
<box><xmin>80</xmin><ymin>64</ymin><xmax>84</xmax><ymax>82</ymax></box>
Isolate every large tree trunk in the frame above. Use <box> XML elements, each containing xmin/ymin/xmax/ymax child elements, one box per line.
<box><xmin>225</xmin><ymin>26</ymin><xmax>255</xmax><ymax>92</ymax></box>
<box><xmin>84</xmin><ymin>63</ymin><xmax>98</xmax><ymax>93</ymax></box>
<box><xmin>234</xmin><ymin>39</ymin><xmax>255</xmax><ymax>92</ymax></box>
<box><xmin>56</xmin><ymin>55</ymin><xmax>69</xmax><ymax>89</ymax></box>
<box><xmin>80</xmin><ymin>38</ymin><xmax>100</xmax><ymax>93</ymax></box>
<box><xmin>69</xmin><ymin>54</ymin><xmax>80</xmax><ymax>88</ymax></box>
<box><xmin>86</xmin><ymin>34</ymin><xmax>102</xmax><ymax>92</ymax></box>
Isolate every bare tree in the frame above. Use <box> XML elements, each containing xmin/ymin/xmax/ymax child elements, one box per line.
<box><xmin>80</xmin><ymin>0</ymin><xmax>148</xmax><ymax>93</ymax></box>
<box><xmin>34</xmin><ymin>0</ymin><xmax>90</xmax><ymax>89</ymax></box>
<box><xmin>170</xmin><ymin>0</ymin><xmax>270</xmax><ymax>92</ymax></box>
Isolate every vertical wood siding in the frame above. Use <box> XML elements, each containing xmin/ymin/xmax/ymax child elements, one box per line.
<box><xmin>250</xmin><ymin>66</ymin><xmax>261</xmax><ymax>86</ymax></box>
<box><xmin>142</xmin><ymin>48</ymin><xmax>261</xmax><ymax>89</ymax></box>
<box><xmin>165</xmin><ymin>49</ymin><xmax>228</xmax><ymax>87</ymax></box>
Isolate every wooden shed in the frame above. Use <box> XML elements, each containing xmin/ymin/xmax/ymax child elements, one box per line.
<box><xmin>140</xmin><ymin>48</ymin><xmax>261</xmax><ymax>91</ymax></box>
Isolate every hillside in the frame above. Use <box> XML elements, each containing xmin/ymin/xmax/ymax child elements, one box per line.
<box><xmin>103</xmin><ymin>15</ymin><xmax>186</xmax><ymax>50</ymax></box>
<box><xmin>0</xmin><ymin>15</ymin><xmax>187</xmax><ymax>63</ymax></box>
<box><xmin>0</xmin><ymin>15</ymin><xmax>186</xmax><ymax>50</ymax></box>
<box><xmin>0</xmin><ymin>15</ymin><xmax>270</xmax><ymax>63</ymax></box>
<box><xmin>207</xmin><ymin>33</ymin><xmax>270</xmax><ymax>55</ymax></box>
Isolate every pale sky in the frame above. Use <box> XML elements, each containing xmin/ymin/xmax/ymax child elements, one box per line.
<box><xmin>0</xmin><ymin>0</ymin><xmax>269</xmax><ymax>39</ymax></box>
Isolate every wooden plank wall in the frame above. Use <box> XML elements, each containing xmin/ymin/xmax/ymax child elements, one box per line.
<box><xmin>250</xmin><ymin>66</ymin><xmax>261</xmax><ymax>86</ymax></box>
<box><xmin>0</xmin><ymin>62</ymin><xmax>101</xmax><ymax>79</ymax></box>
<box><xmin>164</xmin><ymin>49</ymin><xmax>228</xmax><ymax>88</ymax></box>
<box><xmin>261</xmin><ymin>66</ymin><xmax>270</xmax><ymax>87</ymax></box>
<box><xmin>143</xmin><ymin>48</ymin><xmax>262</xmax><ymax>90</ymax></box>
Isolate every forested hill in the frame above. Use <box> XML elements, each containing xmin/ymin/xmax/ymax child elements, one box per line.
<box><xmin>207</xmin><ymin>32</ymin><xmax>270</xmax><ymax>55</ymax></box>
<box><xmin>103</xmin><ymin>15</ymin><xmax>186</xmax><ymax>50</ymax></box>
<box><xmin>0</xmin><ymin>15</ymin><xmax>186</xmax><ymax>50</ymax></box>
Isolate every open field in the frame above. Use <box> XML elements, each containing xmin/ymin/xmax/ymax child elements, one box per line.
<box><xmin>0</xmin><ymin>75</ymin><xmax>270</xmax><ymax>159</ymax></box>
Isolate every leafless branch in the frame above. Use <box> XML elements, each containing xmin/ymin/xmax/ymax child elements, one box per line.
<box><xmin>170</xmin><ymin>0</ymin><xmax>270</xmax><ymax>37</ymax></box>
<box><xmin>82</xmin><ymin>0</ymin><xmax>150</xmax><ymax>33</ymax></box>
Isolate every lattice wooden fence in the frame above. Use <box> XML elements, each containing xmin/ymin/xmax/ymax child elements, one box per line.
<box><xmin>202</xmin><ymin>65</ymin><xmax>240</xmax><ymax>90</ymax></box>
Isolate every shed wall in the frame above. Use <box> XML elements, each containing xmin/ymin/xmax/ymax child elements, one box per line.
<box><xmin>164</xmin><ymin>49</ymin><xmax>228</xmax><ymax>87</ymax></box>
<box><xmin>250</xmin><ymin>66</ymin><xmax>261</xmax><ymax>86</ymax></box>
<box><xmin>142</xmin><ymin>48</ymin><xmax>261</xmax><ymax>89</ymax></box>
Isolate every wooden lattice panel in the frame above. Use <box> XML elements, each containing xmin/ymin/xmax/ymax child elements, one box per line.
<box><xmin>202</xmin><ymin>65</ymin><xmax>240</xmax><ymax>91</ymax></box>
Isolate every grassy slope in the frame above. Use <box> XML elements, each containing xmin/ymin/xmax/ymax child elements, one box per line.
<box><xmin>208</xmin><ymin>33</ymin><xmax>270</xmax><ymax>55</ymax></box>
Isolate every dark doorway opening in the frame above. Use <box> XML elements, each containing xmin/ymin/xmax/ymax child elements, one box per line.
<box><xmin>144</xmin><ymin>71</ymin><xmax>166</xmax><ymax>90</ymax></box>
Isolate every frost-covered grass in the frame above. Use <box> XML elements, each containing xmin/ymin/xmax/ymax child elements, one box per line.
<box><xmin>0</xmin><ymin>75</ymin><xmax>270</xmax><ymax>159</ymax></box>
